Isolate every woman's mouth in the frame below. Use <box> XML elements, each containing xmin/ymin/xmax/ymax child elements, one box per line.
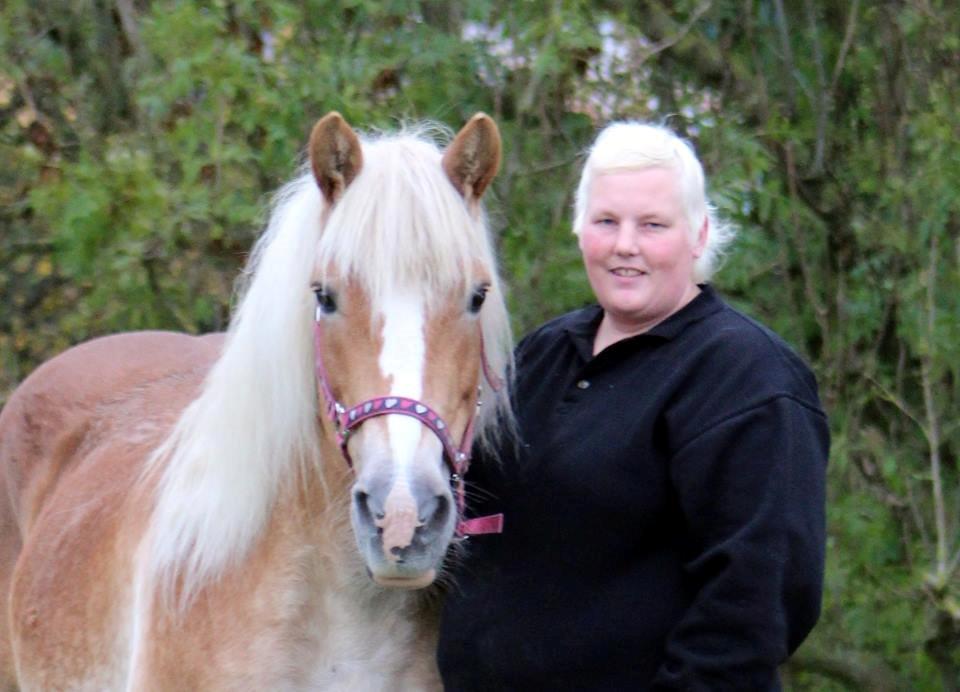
<box><xmin>611</xmin><ymin>268</ymin><xmax>646</xmax><ymax>277</ymax></box>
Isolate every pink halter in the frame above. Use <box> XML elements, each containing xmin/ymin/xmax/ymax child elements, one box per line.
<box><xmin>313</xmin><ymin>319</ymin><xmax>504</xmax><ymax>537</ymax></box>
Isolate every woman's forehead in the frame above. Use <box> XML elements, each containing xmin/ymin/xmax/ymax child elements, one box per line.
<box><xmin>587</xmin><ymin>168</ymin><xmax>682</xmax><ymax>206</ymax></box>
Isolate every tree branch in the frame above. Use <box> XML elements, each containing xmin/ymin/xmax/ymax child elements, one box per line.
<box><xmin>640</xmin><ymin>1</ymin><xmax>712</xmax><ymax>61</ymax></box>
<box><xmin>830</xmin><ymin>0</ymin><xmax>860</xmax><ymax>94</ymax></box>
<box><xmin>908</xmin><ymin>477</ymin><xmax>933</xmax><ymax>558</ymax></box>
<box><xmin>921</xmin><ymin>232</ymin><xmax>947</xmax><ymax>576</ymax></box>
<box><xmin>802</xmin><ymin>0</ymin><xmax>828</xmax><ymax>175</ymax></box>
<box><xmin>115</xmin><ymin>0</ymin><xmax>144</xmax><ymax>58</ymax></box>
<box><xmin>865</xmin><ymin>374</ymin><xmax>929</xmax><ymax>444</ymax></box>
<box><xmin>782</xmin><ymin>141</ymin><xmax>829</xmax><ymax>331</ymax></box>
<box><xmin>783</xmin><ymin>652</ymin><xmax>899</xmax><ymax>691</ymax></box>
<box><xmin>772</xmin><ymin>0</ymin><xmax>797</xmax><ymax>115</ymax></box>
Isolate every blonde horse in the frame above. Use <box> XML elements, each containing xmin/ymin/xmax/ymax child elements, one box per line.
<box><xmin>0</xmin><ymin>113</ymin><xmax>510</xmax><ymax>689</ymax></box>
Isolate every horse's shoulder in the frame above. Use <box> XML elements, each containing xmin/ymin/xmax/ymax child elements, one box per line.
<box><xmin>0</xmin><ymin>330</ymin><xmax>225</xmax><ymax>531</ymax></box>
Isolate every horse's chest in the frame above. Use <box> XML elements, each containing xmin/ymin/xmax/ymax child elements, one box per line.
<box><xmin>286</xmin><ymin>589</ymin><xmax>441</xmax><ymax>691</ymax></box>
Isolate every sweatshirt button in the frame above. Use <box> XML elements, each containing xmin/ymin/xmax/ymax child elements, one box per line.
<box><xmin>576</xmin><ymin>379</ymin><xmax>590</xmax><ymax>389</ymax></box>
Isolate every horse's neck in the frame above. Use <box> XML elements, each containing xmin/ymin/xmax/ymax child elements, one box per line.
<box><xmin>293</xmin><ymin>430</ymin><xmax>355</xmax><ymax>560</ymax></box>
<box><xmin>274</xmin><ymin>434</ymin><xmax>440</xmax><ymax>688</ymax></box>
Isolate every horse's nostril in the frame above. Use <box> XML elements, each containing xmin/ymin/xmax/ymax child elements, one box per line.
<box><xmin>419</xmin><ymin>494</ymin><xmax>450</xmax><ymax>528</ymax></box>
<box><xmin>353</xmin><ymin>490</ymin><xmax>384</xmax><ymax>524</ymax></box>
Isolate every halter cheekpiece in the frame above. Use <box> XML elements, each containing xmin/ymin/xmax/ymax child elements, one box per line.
<box><xmin>313</xmin><ymin>318</ymin><xmax>504</xmax><ymax>537</ymax></box>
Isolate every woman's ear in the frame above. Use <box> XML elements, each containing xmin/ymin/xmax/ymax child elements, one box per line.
<box><xmin>692</xmin><ymin>218</ymin><xmax>708</xmax><ymax>258</ymax></box>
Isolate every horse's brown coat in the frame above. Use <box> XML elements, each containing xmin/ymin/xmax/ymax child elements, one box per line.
<box><xmin>0</xmin><ymin>332</ymin><xmax>222</xmax><ymax>687</ymax></box>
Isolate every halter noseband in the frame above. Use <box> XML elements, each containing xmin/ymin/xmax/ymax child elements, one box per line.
<box><xmin>313</xmin><ymin>319</ymin><xmax>504</xmax><ymax>537</ymax></box>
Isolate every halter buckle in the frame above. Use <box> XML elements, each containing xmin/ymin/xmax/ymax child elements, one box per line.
<box><xmin>333</xmin><ymin>402</ymin><xmax>349</xmax><ymax>436</ymax></box>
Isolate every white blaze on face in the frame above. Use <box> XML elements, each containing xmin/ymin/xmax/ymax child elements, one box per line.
<box><xmin>378</xmin><ymin>289</ymin><xmax>427</xmax><ymax>480</ymax></box>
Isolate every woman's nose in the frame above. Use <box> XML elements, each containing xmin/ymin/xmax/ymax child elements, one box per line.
<box><xmin>613</xmin><ymin>225</ymin><xmax>639</xmax><ymax>255</ymax></box>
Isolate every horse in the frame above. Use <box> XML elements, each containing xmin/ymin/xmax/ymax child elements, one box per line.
<box><xmin>0</xmin><ymin>112</ymin><xmax>511</xmax><ymax>689</ymax></box>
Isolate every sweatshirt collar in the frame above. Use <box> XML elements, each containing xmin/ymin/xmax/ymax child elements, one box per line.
<box><xmin>564</xmin><ymin>285</ymin><xmax>724</xmax><ymax>359</ymax></box>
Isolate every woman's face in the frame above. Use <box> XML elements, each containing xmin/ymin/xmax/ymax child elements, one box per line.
<box><xmin>578</xmin><ymin>167</ymin><xmax>706</xmax><ymax>335</ymax></box>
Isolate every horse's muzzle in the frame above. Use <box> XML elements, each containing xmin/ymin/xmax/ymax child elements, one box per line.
<box><xmin>351</xmin><ymin>472</ymin><xmax>455</xmax><ymax>587</ymax></box>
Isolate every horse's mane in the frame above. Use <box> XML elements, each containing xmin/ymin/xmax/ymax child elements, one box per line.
<box><xmin>144</xmin><ymin>126</ymin><xmax>513</xmax><ymax>603</ymax></box>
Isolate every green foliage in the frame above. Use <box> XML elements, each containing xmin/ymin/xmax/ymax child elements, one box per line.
<box><xmin>3</xmin><ymin>0</ymin><xmax>960</xmax><ymax>687</ymax></box>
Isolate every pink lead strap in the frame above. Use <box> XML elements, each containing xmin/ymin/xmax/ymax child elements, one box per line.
<box><xmin>313</xmin><ymin>320</ymin><xmax>504</xmax><ymax>537</ymax></box>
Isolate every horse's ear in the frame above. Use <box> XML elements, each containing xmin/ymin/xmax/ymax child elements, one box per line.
<box><xmin>308</xmin><ymin>112</ymin><xmax>363</xmax><ymax>205</ymax></box>
<box><xmin>442</xmin><ymin>113</ymin><xmax>501</xmax><ymax>202</ymax></box>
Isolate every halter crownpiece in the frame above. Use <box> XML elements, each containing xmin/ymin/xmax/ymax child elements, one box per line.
<box><xmin>312</xmin><ymin>319</ymin><xmax>504</xmax><ymax>537</ymax></box>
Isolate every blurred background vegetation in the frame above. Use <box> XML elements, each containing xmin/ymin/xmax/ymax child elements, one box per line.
<box><xmin>2</xmin><ymin>0</ymin><xmax>958</xmax><ymax>688</ymax></box>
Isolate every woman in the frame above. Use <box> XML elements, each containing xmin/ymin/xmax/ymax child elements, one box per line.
<box><xmin>437</xmin><ymin>122</ymin><xmax>829</xmax><ymax>690</ymax></box>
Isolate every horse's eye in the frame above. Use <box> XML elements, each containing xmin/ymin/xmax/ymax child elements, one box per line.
<box><xmin>469</xmin><ymin>284</ymin><xmax>490</xmax><ymax>314</ymax></box>
<box><xmin>313</xmin><ymin>285</ymin><xmax>338</xmax><ymax>317</ymax></box>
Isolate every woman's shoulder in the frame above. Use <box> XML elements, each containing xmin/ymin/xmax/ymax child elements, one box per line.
<box><xmin>706</xmin><ymin>302</ymin><xmax>800</xmax><ymax>354</ymax></box>
<box><xmin>690</xmin><ymin>298</ymin><xmax>822</xmax><ymax>405</ymax></box>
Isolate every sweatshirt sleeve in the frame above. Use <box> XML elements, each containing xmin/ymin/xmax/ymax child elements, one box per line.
<box><xmin>652</xmin><ymin>395</ymin><xmax>829</xmax><ymax>691</ymax></box>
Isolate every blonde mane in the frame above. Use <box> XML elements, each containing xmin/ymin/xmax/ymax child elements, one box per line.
<box><xmin>145</xmin><ymin>127</ymin><xmax>512</xmax><ymax>603</ymax></box>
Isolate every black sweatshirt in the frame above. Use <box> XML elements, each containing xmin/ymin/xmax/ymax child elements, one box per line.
<box><xmin>437</xmin><ymin>285</ymin><xmax>829</xmax><ymax>691</ymax></box>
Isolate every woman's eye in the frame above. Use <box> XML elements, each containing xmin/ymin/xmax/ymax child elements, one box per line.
<box><xmin>469</xmin><ymin>284</ymin><xmax>490</xmax><ymax>314</ymax></box>
<box><xmin>313</xmin><ymin>286</ymin><xmax>338</xmax><ymax>316</ymax></box>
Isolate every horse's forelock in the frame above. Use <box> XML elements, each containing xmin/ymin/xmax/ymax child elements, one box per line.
<box><xmin>316</xmin><ymin>135</ymin><xmax>485</xmax><ymax>305</ymax></box>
